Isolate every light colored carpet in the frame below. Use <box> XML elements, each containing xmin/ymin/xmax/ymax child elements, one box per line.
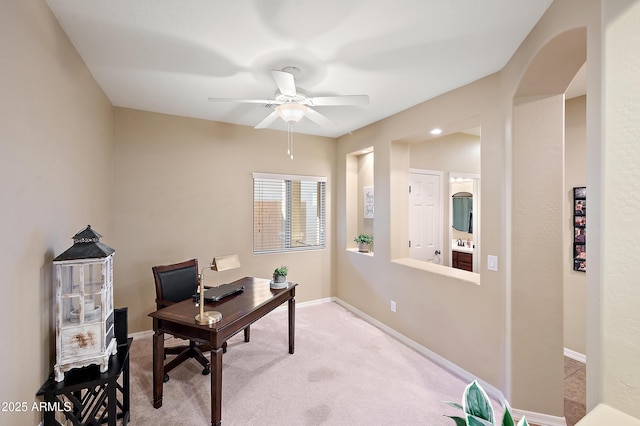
<box><xmin>128</xmin><ymin>301</ymin><xmax>476</xmax><ymax>425</ymax></box>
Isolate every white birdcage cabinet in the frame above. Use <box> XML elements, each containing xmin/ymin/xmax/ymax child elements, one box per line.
<box><xmin>52</xmin><ymin>225</ymin><xmax>117</xmax><ymax>382</ymax></box>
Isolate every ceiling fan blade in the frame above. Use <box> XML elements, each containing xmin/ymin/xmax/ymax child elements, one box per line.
<box><xmin>255</xmin><ymin>111</ymin><xmax>279</xmax><ymax>129</ymax></box>
<box><xmin>271</xmin><ymin>70</ymin><xmax>297</xmax><ymax>97</ymax></box>
<box><xmin>208</xmin><ymin>97</ymin><xmax>275</xmax><ymax>104</ymax></box>
<box><xmin>305</xmin><ymin>108</ymin><xmax>334</xmax><ymax>128</ymax></box>
<box><xmin>309</xmin><ymin>95</ymin><xmax>370</xmax><ymax>106</ymax></box>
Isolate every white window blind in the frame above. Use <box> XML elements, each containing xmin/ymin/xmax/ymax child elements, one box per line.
<box><xmin>253</xmin><ymin>173</ymin><xmax>326</xmax><ymax>254</ymax></box>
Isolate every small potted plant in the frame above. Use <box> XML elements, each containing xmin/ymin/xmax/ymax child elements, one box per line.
<box><xmin>354</xmin><ymin>234</ymin><xmax>373</xmax><ymax>252</ymax></box>
<box><xmin>271</xmin><ymin>266</ymin><xmax>288</xmax><ymax>289</ymax></box>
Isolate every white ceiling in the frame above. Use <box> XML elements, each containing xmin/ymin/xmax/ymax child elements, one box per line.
<box><xmin>45</xmin><ymin>0</ymin><xmax>553</xmax><ymax>138</ymax></box>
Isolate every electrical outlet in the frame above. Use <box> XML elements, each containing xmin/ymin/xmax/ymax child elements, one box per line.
<box><xmin>390</xmin><ymin>300</ymin><xmax>397</xmax><ymax>312</ymax></box>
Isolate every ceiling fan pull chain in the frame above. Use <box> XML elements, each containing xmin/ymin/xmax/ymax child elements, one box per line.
<box><xmin>287</xmin><ymin>123</ymin><xmax>291</xmax><ymax>156</ymax></box>
<box><xmin>288</xmin><ymin>122</ymin><xmax>294</xmax><ymax>160</ymax></box>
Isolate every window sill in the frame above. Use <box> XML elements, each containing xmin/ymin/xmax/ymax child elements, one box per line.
<box><xmin>576</xmin><ymin>404</ymin><xmax>640</xmax><ymax>426</ymax></box>
<box><xmin>347</xmin><ymin>248</ymin><xmax>374</xmax><ymax>257</ymax></box>
<box><xmin>391</xmin><ymin>257</ymin><xmax>480</xmax><ymax>285</ymax></box>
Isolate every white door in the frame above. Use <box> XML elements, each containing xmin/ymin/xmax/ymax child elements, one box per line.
<box><xmin>409</xmin><ymin>171</ymin><xmax>442</xmax><ymax>263</ymax></box>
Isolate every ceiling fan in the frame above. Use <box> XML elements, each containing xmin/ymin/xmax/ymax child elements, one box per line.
<box><xmin>207</xmin><ymin>67</ymin><xmax>370</xmax><ymax>130</ymax></box>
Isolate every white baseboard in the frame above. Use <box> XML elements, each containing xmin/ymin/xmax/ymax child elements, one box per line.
<box><xmin>332</xmin><ymin>297</ymin><xmax>567</xmax><ymax>426</ymax></box>
<box><xmin>564</xmin><ymin>347</ymin><xmax>587</xmax><ymax>364</ymax></box>
<box><xmin>511</xmin><ymin>408</ymin><xmax>567</xmax><ymax>426</ymax></box>
<box><xmin>512</xmin><ymin>408</ymin><xmax>567</xmax><ymax>426</ymax></box>
<box><xmin>275</xmin><ymin>296</ymin><xmax>334</xmax><ymax>311</ymax></box>
<box><xmin>129</xmin><ymin>329</ymin><xmax>153</xmax><ymax>339</ymax></box>
<box><xmin>299</xmin><ymin>297</ymin><xmax>335</xmax><ymax>307</ymax></box>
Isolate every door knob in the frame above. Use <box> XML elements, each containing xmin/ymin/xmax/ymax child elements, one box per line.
<box><xmin>435</xmin><ymin>250</ymin><xmax>441</xmax><ymax>255</ymax></box>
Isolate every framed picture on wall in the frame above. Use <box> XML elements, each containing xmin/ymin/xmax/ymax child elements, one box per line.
<box><xmin>573</xmin><ymin>187</ymin><xmax>586</xmax><ymax>272</ymax></box>
<box><xmin>574</xmin><ymin>259</ymin><xmax>587</xmax><ymax>272</ymax></box>
<box><xmin>364</xmin><ymin>186</ymin><xmax>374</xmax><ymax>219</ymax></box>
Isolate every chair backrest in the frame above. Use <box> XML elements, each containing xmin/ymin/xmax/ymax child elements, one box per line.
<box><xmin>152</xmin><ymin>259</ymin><xmax>199</xmax><ymax>309</ymax></box>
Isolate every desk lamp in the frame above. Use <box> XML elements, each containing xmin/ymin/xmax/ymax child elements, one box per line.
<box><xmin>195</xmin><ymin>254</ymin><xmax>241</xmax><ymax>325</ymax></box>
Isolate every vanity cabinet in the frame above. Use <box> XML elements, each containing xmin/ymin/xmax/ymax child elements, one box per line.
<box><xmin>452</xmin><ymin>250</ymin><xmax>473</xmax><ymax>272</ymax></box>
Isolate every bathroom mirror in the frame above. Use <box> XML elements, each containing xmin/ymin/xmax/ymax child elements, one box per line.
<box><xmin>449</xmin><ymin>174</ymin><xmax>479</xmax><ymax>272</ymax></box>
<box><xmin>452</xmin><ymin>192</ymin><xmax>473</xmax><ymax>232</ymax></box>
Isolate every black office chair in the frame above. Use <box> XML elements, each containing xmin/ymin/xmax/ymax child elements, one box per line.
<box><xmin>152</xmin><ymin>259</ymin><xmax>211</xmax><ymax>381</ymax></box>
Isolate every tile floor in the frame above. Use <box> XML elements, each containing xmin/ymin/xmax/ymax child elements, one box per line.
<box><xmin>528</xmin><ymin>357</ymin><xmax>585</xmax><ymax>426</ymax></box>
<box><xmin>564</xmin><ymin>356</ymin><xmax>586</xmax><ymax>426</ymax></box>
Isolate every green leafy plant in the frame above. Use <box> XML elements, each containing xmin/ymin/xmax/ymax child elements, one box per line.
<box><xmin>273</xmin><ymin>266</ymin><xmax>288</xmax><ymax>277</ymax></box>
<box><xmin>445</xmin><ymin>381</ymin><xmax>528</xmax><ymax>426</ymax></box>
<box><xmin>354</xmin><ymin>234</ymin><xmax>373</xmax><ymax>245</ymax></box>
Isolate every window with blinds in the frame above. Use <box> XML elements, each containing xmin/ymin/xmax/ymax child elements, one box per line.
<box><xmin>253</xmin><ymin>173</ymin><xmax>326</xmax><ymax>254</ymax></box>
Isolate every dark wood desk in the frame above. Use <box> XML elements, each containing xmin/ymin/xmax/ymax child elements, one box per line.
<box><xmin>149</xmin><ymin>277</ymin><xmax>297</xmax><ymax>426</ymax></box>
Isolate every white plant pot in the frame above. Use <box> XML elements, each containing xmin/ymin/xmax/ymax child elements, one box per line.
<box><xmin>271</xmin><ymin>274</ymin><xmax>288</xmax><ymax>289</ymax></box>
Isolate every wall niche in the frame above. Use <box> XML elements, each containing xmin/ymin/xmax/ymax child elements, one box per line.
<box><xmin>346</xmin><ymin>147</ymin><xmax>374</xmax><ymax>254</ymax></box>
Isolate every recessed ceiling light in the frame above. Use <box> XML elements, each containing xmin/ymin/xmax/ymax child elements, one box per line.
<box><xmin>430</xmin><ymin>128</ymin><xmax>442</xmax><ymax>135</ymax></box>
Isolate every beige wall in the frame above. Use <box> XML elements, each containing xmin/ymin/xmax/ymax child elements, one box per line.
<box><xmin>409</xmin><ymin>132</ymin><xmax>481</xmax><ymax>174</ymax></box>
<box><xmin>565</xmin><ymin>96</ymin><xmax>587</xmax><ymax>355</ymax></box>
<box><xmin>512</xmin><ymin>94</ymin><xmax>565</xmax><ymax>415</ymax></box>
<box><xmin>336</xmin><ymin>72</ymin><xmax>506</xmax><ymax>393</ymax></box>
<box><xmin>112</xmin><ymin>108</ymin><xmax>336</xmax><ymax>332</ymax></box>
<box><xmin>598</xmin><ymin>0</ymin><xmax>640</xmax><ymax>417</ymax></box>
<box><xmin>0</xmin><ymin>0</ymin><xmax>114</xmax><ymax>424</ymax></box>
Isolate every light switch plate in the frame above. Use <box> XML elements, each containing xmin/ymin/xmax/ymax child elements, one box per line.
<box><xmin>488</xmin><ymin>255</ymin><xmax>498</xmax><ymax>271</ymax></box>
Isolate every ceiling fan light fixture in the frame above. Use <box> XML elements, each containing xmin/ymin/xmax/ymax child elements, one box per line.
<box><xmin>276</xmin><ymin>102</ymin><xmax>309</xmax><ymax>123</ymax></box>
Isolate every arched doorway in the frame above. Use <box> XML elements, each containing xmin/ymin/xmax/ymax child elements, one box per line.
<box><xmin>510</xmin><ymin>27</ymin><xmax>587</xmax><ymax>419</ymax></box>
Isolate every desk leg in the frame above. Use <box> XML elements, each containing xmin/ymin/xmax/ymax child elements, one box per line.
<box><xmin>211</xmin><ymin>347</ymin><xmax>223</xmax><ymax>426</ymax></box>
<box><xmin>288</xmin><ymin>295</ymin><xmax>295</xmax><ymax>354</ymax></box>
<box><xmin>152</xmin><ymin>328</ymin><xmax>164</xmax><ymax>408</ymax></box>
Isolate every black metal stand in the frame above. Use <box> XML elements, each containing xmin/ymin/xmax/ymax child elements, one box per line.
<box><xmin>37</xmin><ymin>338</ymin><xmax>132</xmax><ymax>426</ymax></box>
